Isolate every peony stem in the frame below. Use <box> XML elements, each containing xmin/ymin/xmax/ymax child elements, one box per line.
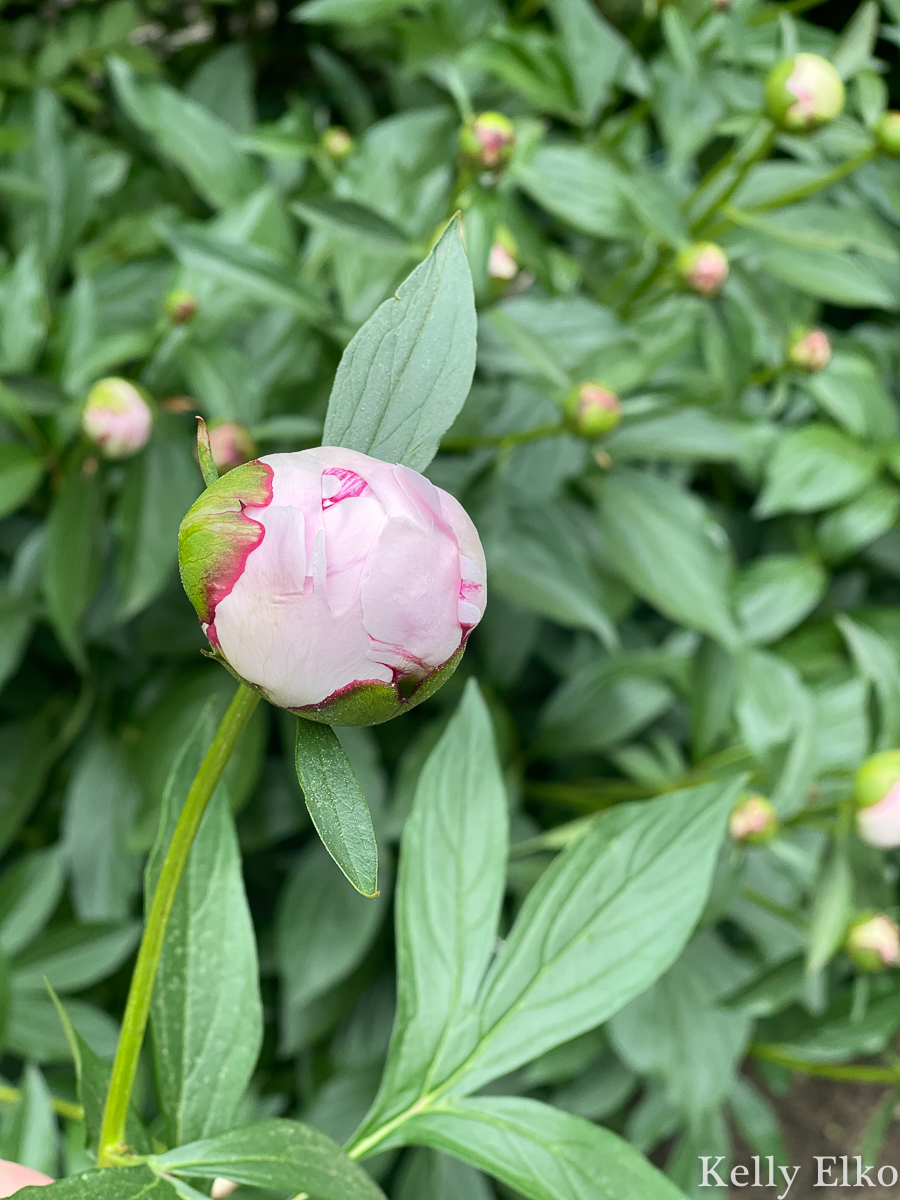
<box><xmin>751</xmin><ymin>1042</ymin><xmax>900</xmax><ymax>1084</ymax></box>
<box><xmin>97</xmin><ymin>682</ymin><xmax>261</xmax><ymax>1166</ymax></box>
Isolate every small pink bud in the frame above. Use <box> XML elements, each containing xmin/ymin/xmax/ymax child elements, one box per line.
<box><xmin>208</xmin><ymin>422</ymin><xmax>256</xmax><ymax>474</ymax></box>
<box><xmin>0</xmin><ymin>1160</ymin><xmax>53</xmax><ymax>1196</ymax></box>
<box><xmin>676</xmin><ymin>242</ymin><xmax>729</xmax><ymax>297</ymax></box>
<box><xmin>488</xmin><ymin>240</ymin><xmax>518</xmax><ymax>281</ymax></box>
<box><xmin>765</xmin><ymin>53</ymin><xmax>845</xmax><ymax>132</ymax></box>
<box><xmin>459</xmin><ymin>112</ymin><xmax>516</xmax><ymax>171</ymax></box>
<box><xmin>846</xmin><ymin>913</ymin><xmax>900</xmax><ymax>971</ymax></box>
<box><xmin>211</xmin><ymin>1181</ymin><xmax>240</xmax><ymax>1200</ymax></box>
<box><xmin>165</xmin><ymin>288</ymin><xmax>198</xmax><ymax>324</ymax></box>
<box><xmin>856</xmin><ymin>749</ymin><xmax>900</xmax><ymax>847</ymax></box>
<box><xmin>82</xmin><ymin>378</ymin><xmax>153</xmax><ymax>460</ymax></box>
<box><xmin>321</xmin><ymin>126</ymin><xmax>353</xmax><ymax>161</ymax></box>
<box><xmin>563</xmin><ymin>382</ymin><xmax>622</xmax><ymax>438</ymax></box>
<box><xmin>729</xmin><ymin>793</ymin><xmax>779</xmax><ymax>844</ymax></box>
<box><xmin>178</xmin><ymin>448</ymin><xmax>486</xmax><ymax>725</ymax></box>
<box><xmin>788</xmin><ymin>328</ymin><xmax>832</xmax><ymax>372</ymax></box>
<box><xmin>876</xmin><ymin>111</ymin><xmax>900</xmax><ymax>158</ymax></box>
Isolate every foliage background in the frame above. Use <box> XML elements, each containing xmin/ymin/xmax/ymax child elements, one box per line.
<box><xmin>2</xmin><ymin>0</ymin><xmax>900</xmax><ymax>1194</ymax></box>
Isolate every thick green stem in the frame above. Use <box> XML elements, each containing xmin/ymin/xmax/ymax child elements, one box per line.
<box><xmin>440</xmin><ymin>422</ymin><xmax>565</xmax><ymax>453</ymax></box>
<box><xmin>746</xmin><ymin>145</ymin><xmax>876</xmax><ymax>214</ymax></box>
<box><xmin>97</xmin><ymin>683</ymin><xmax>261</xmax><ymax>1165</ymax></box>
<box><xmin>751</xmin><ymin>1042</ymin><xmax>900</xmax><ymax>1084</ymax></box>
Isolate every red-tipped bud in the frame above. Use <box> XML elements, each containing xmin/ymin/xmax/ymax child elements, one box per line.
<box><xmin>208</xmin><ymin>421</ymin><xmax>256</xmax><ymax>474</ymax></box>
<box><xmin>876</xmin><ymin>111</ymin><xmax>900</xmax><ymax>158</ymax></box>
<box><xmin>855</xmin><ymin>749</ymin><xmax>900</xmax><ymax>848</ymax></box>
<box><xmin>320</xmin><ymin>126</ymin><xmax>353</xmax><ymax>162</ymax></box>
<box><xmin>765</xmin><ymin>54</ymin><xmax>845</xmax><ymax>133</ymax></box>
<box><xmin>788</xmin><ymin>328</ymin><xmax>832</xmax><ymax>373</ymax></box>
<box><xmin>729</xmin><ymin>793</ymin><xmax>779</xmax><ymax>845</ymax></box>
<box><xmin>563</xmin><ymin>382</ymin><xmax>622</xmax><ymax>438</ymax></box>
<box><xmin>676</xmin><ymin>242</ymin><xmax>729</xmax><ymax>297</ymax></box>
<box><xmin>459</xmin><ymin>112</ymin><xmax>516</xmax><ymax>171</ymax></box>
<box><xmin>82</xmin><ymin>378</ymin><xmax>153</xmax><ymax>460</ymax></box>
<box><xmin>165</xmin><ymin>288</ymin><xmax>198</xmax><ymax>324</ymax></box>
<box><xmin>846</xmin><ymin>913</ymin><xmax>900</xmax><ymax>971</ymax></box>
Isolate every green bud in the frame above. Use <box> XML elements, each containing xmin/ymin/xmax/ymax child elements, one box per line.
<box><xmin>563</xmin><ymin>382</ymin><xmax>622</xmax><ymax>438</ymax></box>
<box><xmin>321</xmin><ymin>126</ymin><xmax>354</xmax><ymax>161</ymax></box>
<box><xmin>855</xmin><ymin>749</ymin><xmax>900</xmax><ymax>810</ymax></box>
<box><xmin>459</xmin><ymin>112</ymin><xmax>516</xmax><ymax>171</ymax></box>
<box><xmin>876</xmin><ymin>111</ymin><xmax>900</xmax><ymax>157</ymax></box>
<box><xmin>845</xmin><ymin>912</ymin><xmax>900</xmax><ymax>972</ymax></box>
<box><xmin>165</xmin><ymin>288</ymin><xmax>198</xmax><ymax>324</ymax></box>
<box><xmin>765</xmin><ymin>54</ymin><xmax>845</xmax><ymax>132</ymax></box>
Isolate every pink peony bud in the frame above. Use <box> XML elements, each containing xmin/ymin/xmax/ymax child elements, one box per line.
<box><xmin>178</xmin><ymin>448</ymin><xmax>486</xmax><ymax>725</ymax></box>
<box><xmin>563</xmin><ymin>382</ymin><xmax>622</xmax><ymax>438</ymax></box>
<box><xmin>876</xmin><ymin>111</ymin><xmax>900</xmax><ymax>158</ymax></box>
<box><xmin>209</xmin><ymin>422</ymin><xmax>256</xmax><ymax>474</ymax></box>
<box><xmin>676</xmin><ymin>242</ymin><xmax>729</xmax><ymax>297</ymax></box>
<box><xmin>82</xmin><ymin>378</ymin><xmax>153</xmax><ymax>460</ymax></box>
<box><xmin>856</xmin><ymin>749</ymin><xmax>900</xmax><ymax>848</ymax></box>
<box><xmin>165</xmin><ymin>288</ymin><xmax>198</xmax><ymax>324</ymax></box>
<box><xmin>729</xmin><ymin>793</ymin><xmax>779</xmax><ymax>844</ymax></box>
<box><xmin>845</xmin><ymin>913</ymin><xmax>900</xmax><ymax>972</ymax></box>
<box><xmin>488</xmin><ymin>241</ymin><xmax>518</xmax><ymax>281</ymax></box>
<box><xmin>0</xmin><ymin>1160</ymin><xmax>53</xmax><ymax>1196</ymax></box>
<box><xmin>321</xmin><ymin>127</ymin><xmax>353</xmax><ymax>162</ymax></box>
<box><xmin>788</xmin><ymin>328</ymin><xmax>832</xmax><ymax>372</ymax></box>
<box><xmin>459</xmin><ymin>112</ymin><xmax>516</xmax><ymax>171</ymax></box>
<box><xmin>765</xmin><ymin>54</ymin><xmax>845</xmax><ymax>132</ymax></box>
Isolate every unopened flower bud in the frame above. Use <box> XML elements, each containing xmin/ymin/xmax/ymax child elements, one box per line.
<box><xmin>211</xmin><ymin>1180</ymin><xmax>240</xmax><ymax>1200</ymax></box>
<box><xmin>209</xmin><ymin>422</ymin><xmax>256</xmax><ymax>474</ymax></box>
<box><xmin>765</xmin><ymin>53</ymin><xmax>845</xmax><ymax>132</ymax></box>
<box><xmin>845</xmin><ymin>913</ymin><xmax>900</xmax><ymax>971</ymax></box>
<box><xmin>563</xmin><ymin>382</ymin><xmax>622</xmax><ymax>438</ymax></box>
<box><xmin>676</xmin><ymin>242</ymin><xmax>729</xmax><ymax>297</ymax></box>
<box><xmin>178</xmin><ymin>448</ymin><xmax>486</xmax><ymax>725</ymax></box>
<box><xmin>855</xmin><ymin>749</ymin><xmax>900</xmax><ymax>847</ymax></box>
<box><xmin>0</xmin><ymin>1160</ymin><xmax>53</xmax><ymax>1195</ymax></box>
<box><xmin>488</xmin><ymin>227</ymin><xmax>519</xmax><ymax>281</ymax></box>
<box><xmin>82</xmin><ymin>378</ymin><xmax>153</xmax><ymax>460</ymax></box>
<box><xmin>459</xmin><ymin>112</ymin><xmax>516</xmax><ymax>171</ymax></box>
<box><xmin>165</xmin><ymin>288</ymin><xmax>198</xmax><ymax>324</ymax></box>
<box><xmin>321</xmin><ymin>126</ymin><xmax>353</xmax><ymax>161</ymax></box>
<box><xmin>729</xmin><ymin>793</ymin><xmax>779</xmax><ymax>844</ymax></box>
<box><xmin>876</xmin><ymin>111</ymin><xmax>900</xmax><ymax>158</ymax></box>
<box><xmin>788</xmin><ymin>328</ymin><xmax>832</xmax><ymax>373</ymax></box>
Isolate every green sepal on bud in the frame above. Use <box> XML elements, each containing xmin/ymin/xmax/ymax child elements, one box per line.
<box><xmin>728</xmin><ymin>793</ymin><xmax>779</xmax><ymax>844</ymax></box>
<box><xmin>876</xmin><ymin>111</ymin><xmax>900</xmax><ymax>158</ymax></box>
<box><xmin>165</xmin><ymin>288</ymin><xmax>198</xmax><ymax>324</ymax></box>
<box><xmin>854</xmin><ymin>749</ymin><xmax>900</xmax><ymax>810</ymax></box>
<box><xmin>765</xmin><ymin>53</ymin><xmax>845</xmax><ymax>133</ymax></box>
<box><xmin>320</xmin><ymin>126</ymin><xmax>354</xmax><ymax>162</ymax></box>
<box><xmin>563</xmin><ymin>382</ymin><xmax>622</xmax><ymax>438</ymax></box>
<box><xmin>459</xmin><ymin>112</ymin><xmax>516</xmax><ymax>172</ymax></box>
<box><xmin>845</xmin><ymin>912</ymin><xmax>900</xmax><ymax>972</ymax></box>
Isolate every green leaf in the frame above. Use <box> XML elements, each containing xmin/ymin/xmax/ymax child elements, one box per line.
<box><xmin>736</xmin><ymin>650</ymin><xmax>805</xmax><ymax>755</ymax></box>
<box><xmin>540</xmin><ymin>659</ymin><xmax>675</xmax><ymax>755</ymax></box>
<box><xmin>548</xmin><ymin>0</ymin><xmax>628</xmax><ymax>123</ymax></box>
<box><xmin>755</xmin><ymin>425</ymin><xmax>878</xmax><ymax>518</ymax></box>
<box><xmin>832</xmin><ymin>0</ymin><xmax>879</xmax><ymax>78</ymax></box>
<box><xmin>292</xmin><ymin>197</ymin><xmax>412</xmax><ymax>254</ymax></box>
<box><xmin>0</xmin><ymin>1064</ymin><xmax>57</xmax><ymax>1174</ymax></box>
<box><xmin>322</xmin><ymin>217</ymin><xmax>476</xmax><ymax>471</ymax></box>
<box><xmin>0</xmin><ymin>243</ymin><xmax>47</xmax><ymax>373</ymax></box>
<box><xmin>0</xmin><ymin>443</ymin><xmax>44</xmax><ymax>518</ymax></box>
<box><xmin>166</xmin><ymin>226</ymin><xmax>330</xmax><ymax>322</ymax></box>
<box><xmin>0</xmin><ymin>587</ymin><xmax>34</xmax><ymax>693</ymax></box>
<box><xmin>0</xmin><ymin>707</ymin><xmax>64</xmax><ymax>857</ymax></box>
<box><xmin>16</xmin><ymin>1167</ymin><xmax>178</xmax><ymax>1199</ymax></box>
<box><xmin>148</xmin><ymin>1119</ymin><xmax>387</xmax><ymax>1200</ymax></box>
<box><xmin>397</xmin><ymin>1149</ymin><xmax>493</xmax><ymax>1200</ymax></box>
<box><xmin>295</xmin><ymin>719</ymin><xmax>379</xmax><ymax>898</ymax></box>
<box><xmin>806</xmin><ymin>848</ymin><xmax>853</xmax><ymax>974</ymax></box>
<box><xmin>62</xmin><ymin>733</ymin><xmax>141</xmax><ymax>922</ymax></box>
<box><xmin>359</xmin><ymin>681</ymin><xmax>507</xmax><ymax>1135</ymax></box>
<box><xmin>836</xmin><ymin>614</ymin><xmax>900</xmax><ymax>748</ymax></box>
<box><xmin>0</xmin><ymin>846</ymin><xmax>65</xmax><ymax>956</ymax></box>
<box><xmin>817</xmin><ymin>482</ymin><xmax>900</xmax><ymax>562</ymax></box>
<box><xmin>805</xmin><ymin>353</ymin><xmax>897</xmax><ymax>439</ymax></box>
<box><xmin>11</xmin><ymin>921</ymin><xmax>140</xmax><ymax>994</ymax></box>
<box><xmin>734</xmin><ymin>554</ymin><xmax>826</xmax><ymax>645</ymax></box>
<box><xmin>293</xmin><ymin>0</ymin><xmax>414</xmax><ymax>24</ymax></box>
<box><xmin>108</xmin><ymin>57</ymin><xmax>261</xmax><ymax>210</ymax></box>
<box><xmin>276</xmin><ymin>840</ymin><xmax>387</xmax><ymax>1053</ymax></box>
<box><xmin>148</xmin><ymin>705</ymin><xmax>263</xmax><ymax>1146</ymax></box>
<box><xmin>397</xmin><ymin>1096</ymin><xmax>686</xmax><ymax>1200</ymax></box>
<box><xmin>758</xmin><ymin>245</ymin><xmax>897</xmax><ymax>309</ymax></box>
<box><xmin>514</xmin><ymin>145</ymin><xmax>629</xmax><ymax>238</ymax></box>
<box><xmin>42</xmin><ymin>457</ymin><xmax>102</xmax><ymax>668</ymax></box>
<box><xmin>604</xmin><ymin>409</ymin><xmax>752</xmax><ymax>464</ymax></box>
<box><xmin>593</xmin><ymin>469</ymin><xmax>739</xmax><ymax>646</ymax></box>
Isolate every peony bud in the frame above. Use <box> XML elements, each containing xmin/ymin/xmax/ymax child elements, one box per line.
<box><xmin>165</xmin><ymin>288</ymin><xmax>198</xmax><ymax>324</ymax></box>
<box><xmin>209</xmin><ymin>422</ymin><xmax>256</xmax><ymax>474</ymax></box>
<box><xmin>321</xmin><ymin>126</ymin><xmax>353</xmax><ymax>162</ymax></box>
<box><xmin>676</xmin><ymin>242</ymin><xmax>729</xmax><ymax>297</ymax></box>
<box><xmin>563</xmin><ymin>382</ymin><xmax>622</xmax><ymax>438</ymax></box>
<box><xmin>0</xmin><ymin>1160</ymin><xmax>53</xmax><ymax>1196</ymax></box>
<box><xmin>211</xmin><ymin>1181</ymin><xmax>239</xmax><ymax>1200</ymax></box>
<box><xmin>876</xmin><ymin>111</ymin><xmax>900</xmax><ymax>158</ymax></box>
<box><xmin>788</xmin><ymin>328</ymin><xmax>832</xmax><ymax>373</ymax></box>
<box><xmin>178</xmin><ymin>448</ymin><xmax>486</xmax><ymax>725</ymax></box>
<box><xmin>845</xmin><ymin>913</ymin><xmax>900</xmax><ymax>971</ymax></box>
<box><xmin>855</xmin><ymin>749</ymin><xmax>900</xmax><ymax>847</ymax></box>
<box><xmin>459</xmin><ymin>112</ymin><xmax>516</xmax><ymax>171</ymax></box>
<box><xmin>765</xmin><ymin>53</ymin><xmax>845</xmax><ymax>132</ymax></box>
<box><xmin>729</xmin><ymin>793</ymin><xmax>779</xmax><ymax>844</ymax></box>
<box><xmin>488</xmin><ymin>231</ymin><xmax>519</xmax><ymax>281</ymax></box>
<box><xmin>82</xmin><ymin>378</ymin><xmax>153</xmax><ymax>460</ymax></box>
